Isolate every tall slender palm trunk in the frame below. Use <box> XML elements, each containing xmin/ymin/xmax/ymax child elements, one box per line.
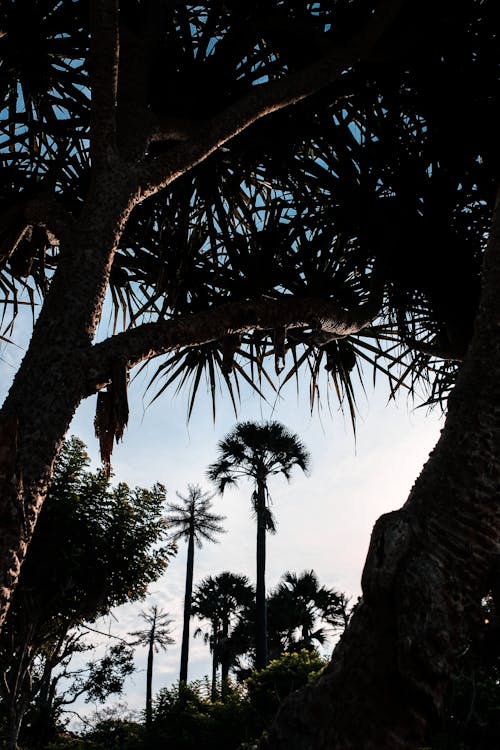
<box><xmin>211</xmin><ymin>621</ymin><xmax>218</xmax><ymax>702</ymax></box>
<box><xmin>180</xmin><ymin>532</ymin><xmax>195</xmax><ymax>683</ymax></box>
<box><xmin>221</xmin><ymin>615</ymin><xmax>230</xmax><ymax>698</ymax></box>
<box><xmin>255</xmin><ymin>478</ymin><xmax>268</xmax><ymax>670</ymax></box>
<box><xmin>145</xmin><ymin>624</ymin><xmax>155</xmax><ymax>732</ymax></box>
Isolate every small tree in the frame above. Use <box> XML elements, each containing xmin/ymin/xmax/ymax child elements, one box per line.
<box><xmin>192</xmin><ymin>573</ymin><xmax>254</xmax><ymax>700</ymax></box>
<box><xmin>166</xmin><ymin>485</ymin><xmax>225</xmax><ymax>684</ymax></box>
<box><xmin>208</xmin><ymin>422</ymin><xmax>310</xmax><ymax>669</ymax></box>
<box><xmin>0</xmin><ymin>437</ymin><xmax>175</xmax><ymax>750</ymax></box>
<box><xmin>130</xmin><ymin>606</ymin><xmax>174</xmax><ymax>736</ymax></box>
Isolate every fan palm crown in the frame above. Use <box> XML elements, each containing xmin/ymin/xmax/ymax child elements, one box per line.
<box><xmin>208</xmin><ymin>421</ymin><xmax>310</xmax><ymax>491</ymax></box>
<box><xmin>207</xmin><ymin>421</ymin><xmax>310</xmax><ymax>669</ymax></box>
<box><xmin>192</xmin><ymin>572</ymin><xmax>254</xmax><ymax>699</ymax></box>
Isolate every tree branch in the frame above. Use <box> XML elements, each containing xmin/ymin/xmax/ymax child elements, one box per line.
<box><xmin>85</xmin><ymin>290</ymin><xmax>382</xmax><ymax>393</ymax></box>
<box><xmin>136</xmin><ymin>0</ymin><xmax>403</xmax><ymax>200</ymax></box>
<box><xmin>23</xmin><ymin>197</ymin><xmax>72</xmax><ymax>243</ymax></box>
<box><xmin>89</xmin><ymin>0</ymin><xmax>119</xmax><ymax>166</ymax></box>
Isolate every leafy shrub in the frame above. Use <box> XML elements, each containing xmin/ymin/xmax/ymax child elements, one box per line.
<box><xmin>246</xmin><ymin>649</ymin><xmax>326</xmax><ymax>722</ymax></box>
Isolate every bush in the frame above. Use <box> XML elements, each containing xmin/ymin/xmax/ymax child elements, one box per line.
<box><xmin>246</xmin><ymin>650</ymin><xmax>326</xmax><ymax>722</ymax></box>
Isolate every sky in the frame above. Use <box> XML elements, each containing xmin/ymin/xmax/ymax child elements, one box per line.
<box><xmin>0</xmin><ymin>303</ymin><xmax>444</xmax><ymax>726</ymax></box>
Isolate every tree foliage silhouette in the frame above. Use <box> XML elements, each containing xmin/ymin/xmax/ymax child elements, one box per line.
<box><xmin>166</xmin><ymin>484</ymin><xmax>225</xmax><ymax>684</ymax></box>
<box><xmin>0</xmin><ymin>1</ymin><xmax>499</xmax><ymax>747</ymax></box>
<box><xmin>208</xmin><ymin>421</ymin><xmax>310</xmax><ymax>668</ymax></box>
<box><xmin>192</xmin><ymin>572</ymin><xmax>254</xmax><ymax>700</ymax></box>
<box><xmin>130</xmin><ymin>606</ymin><xmax>174</xmax><ymax>734</ymax></box>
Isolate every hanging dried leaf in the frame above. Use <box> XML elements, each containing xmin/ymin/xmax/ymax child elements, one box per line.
<box><xmin>111</xmin><ymin>358</ymin><xmax>129</xmax><ymax>442</ymax></box>
<box><xmin>94</xmin><ymin>360</ymin><xmax>130</xmax><ymax>475</ymax></box>
<box><xmin>94</xmin><ymin>391</ymin><xmax>114</xmax><ymax>477</ymax></box>
<box><xmin>274</xmin><ymin>326</ymin><xmax>287</xmax><ymax>374</ymax></box>
<box><xmin>221</xmin><ymin>333</ymin><xmax>241</xmax><ymax>375</ymax></box>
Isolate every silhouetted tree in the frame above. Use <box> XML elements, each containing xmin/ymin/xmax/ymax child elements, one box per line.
<box><xmin>192</xmin><ymin>573</ymin><xmax>254</xmax><ymax>699</ymax></box>
<box><xmin>166</xmin><ymin>485</ymin><xmax>225</xmax><ymax>684</ymax></box>
<box><xmin>1</xmin><ymin>3</ymin><xmax>500</xmax><ymax>746</ymax></box>
<box><xmin>0</xmin><ymin>437</ymin><xmax>174</xmax><ymax>750</ymax></box>
<box><xmin>268</xmin><ymin>571</ymin><xmax>349</xmax><ymax>654</ymax></box>
<box><xmin>130</xmin><ymin>606</ymin><xmax>174</xmax><ymax>736</ymax></box>
<box><xmin>208</xmin><ymin>423</ymin><xmax>310</xmax><ymax>669</ymax></box>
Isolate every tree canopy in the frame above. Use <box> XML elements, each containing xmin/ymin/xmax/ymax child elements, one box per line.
<box><xmin>0</xmin><ymin>437</ymin><xmax>175</xmax><ymax>750</ymax></box>
<box><xmin>1</xmin><ymin>2</ymin><xmax>500</xmax><ymax>748</ymax></box>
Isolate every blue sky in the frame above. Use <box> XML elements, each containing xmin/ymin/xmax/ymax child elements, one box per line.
<box><xmin>0</xmin><ymin>302</ymin><xmax>444</xmax><ymax>723</ymax></box>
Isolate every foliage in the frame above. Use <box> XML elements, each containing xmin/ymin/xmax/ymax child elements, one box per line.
<box><xmin>0</xmin><ymin>437</ymin><xmax>175</xmax><ymax>748</ymax></box>
<box><xmin>129</xmin><ymin>607</ymin><xmax>175</xmax><ymax>653</ymax></box>
<box><xmin>167</xmin><ymin>484</ymin><xmax>226</xmax><ymax>548</ymax></box>
<box><xmin>266</xmin><ymin>571</ymin><xmax>350</xmax><ymax>656</ymax></box>
<box><xmin>192</xmin><ymin>572</ymin><xmax>254</xmax><ymax>696</ymax></box>
<box><xmin>152</xmin><ymin>680</ymin><xmax>255</xmax><ymax>750</ymax></box>
<box><xmin>1</xmin><ymin>2</ymin><xmax>498</xmax><ymax>414</ymax></box>
<box><xmin>16</xmin><ymin>437</ymin><xmax>175</xmax><ymax>622</ymax></box>
<box><xmin>425</xmin><ymin>597</ymin><xmax>500</xmax><ymax>749</ymax></box>
<box><xmin>80</xmin><ymin>643</ymin><xmax>136</xmax><ymax>705</ymax></box>
<box><xmin>245</xmin><ymin>650</ymin><xmax>326</xmax><ymax>723</ymax></box>
<box><xmin>208</xmin><ymin>421</ymin><xmax>310</xmax><ymax>497</ymax></box>
<box><xmin>80</xmin><ymin>719</ymin><xmax>144</xmax><ymax>750</ymax></box>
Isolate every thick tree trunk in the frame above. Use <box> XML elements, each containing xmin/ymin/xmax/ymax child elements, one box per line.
<box><xmin>255</xmin><ymin>479</ymin><xmax>268</xmax><ymax>670</ymax></box>
<box><xmin>262</xmin><ymin>191</ymin><xmax>500</xmax><ymax>749</ymax></box>
<box><xmin>180</xmin><ymin>533</ymin><xmax>195</xmax><ymax>683</ymax></box>
<box><xmin>0</xmin><ymin>171</ymin><xmax>137</xmax><ymax>628</ymax></box>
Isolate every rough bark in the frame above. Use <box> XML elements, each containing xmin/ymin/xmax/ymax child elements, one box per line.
<box><xmin>255</xmin><ymin>479</ymin><xmax>268</xmax><ymax>670</ymax></box>
<box><xmin>180</xmin><ymin>532</ymin><xmax>195</xmax><ymax>684</ymax></box>
<box><xmin>0</xmin><ymin>0</ymin><xmax>399</xmax><ymax>630</ymax></box>
<box><xmin>0</xmin><ymin>169</ymin><xmax>137</xmax><ymax>628</ymax></box>
<box><xmin>261</xmin><ymin>189</ymin><xmax>500</xmax><ymax>749</ymax></box>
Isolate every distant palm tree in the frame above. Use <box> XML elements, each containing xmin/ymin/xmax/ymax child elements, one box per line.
<box><xmin>208</xmin><ymin>421</ymin><xmax>310</xmax><ymax>669</ymax></box>
<box><xmin>167</xmin><ymin>484</ymin><xmax>225</xmax><ymax>684</ymax></box>
<box><xmin>192</xmin><ymin>572</ymin><xmax>254</xmax><ymax>699</ymax></box>
<box><xmin>269</xmin><ymin>570</ymin><xmax>345</xmax><ymax>653</ymax></box>
<box><xmin>130</xmin><ymin>606</ymin><xmax>174</xmax><ymax>733</ymax></box>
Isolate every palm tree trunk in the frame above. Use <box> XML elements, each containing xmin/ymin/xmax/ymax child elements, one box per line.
<box><xmin>211</xmin><ymin>623</ymin><xmax>218</xmax><ymax>702</ymax></box>
<box><xmin>221</xmin><ymin>616</ymin><xmax>230</xmax><ymax>698</ymax></box>
<box><xmin>146</xmin><ymin>628</ymin><xmax>155</xmax><ymax>732</ymax></box>
<box><xmin>180</xmin><ymin>532</ymin><xmax>195</xmax><ymax>683</ymax></box>
<box><xmin>255</xmin><ymin>479</ymin><xmax>268</xmax><ymax>670</ymax></box>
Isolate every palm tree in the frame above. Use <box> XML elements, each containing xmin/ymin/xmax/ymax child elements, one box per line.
<box><xmin>192</xmin><ymin>572</ymin><xmax>254</xmax><ymax>699</ymax></box>
<box><xmin>166</xmin><ymin>484</ymin><xmax>225</xmax><ymax>684</ymax></box>
<box><xmin>130</xmin><ymin>606</ymin><xmax>174</xmax><ymax>734</ymax></box>
<box><xmin>268</xmin><ymin>570</ymin><xmax>346</xmax><ymax>653</ymax></box>
<box><xmin>207</xmin><ymin>421</ymin><xmax>310</xmax><ymax>669</ymax></box>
